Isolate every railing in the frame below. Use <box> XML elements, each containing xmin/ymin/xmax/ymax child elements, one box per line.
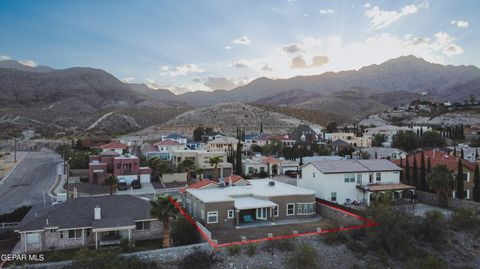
<box><xmin>0</xmin><ymin>222</ymin><xmax>19</xmax><ymax>229</ymax></box>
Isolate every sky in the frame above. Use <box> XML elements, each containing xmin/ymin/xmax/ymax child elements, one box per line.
<box><xmin>0</xmin><ymin>0</ymin><xmax>478</xmax><ymax>94</ymax></box>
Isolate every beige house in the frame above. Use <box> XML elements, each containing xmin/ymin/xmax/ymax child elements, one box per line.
<box><xmin>15</xmin><ymin>195</ymin><xmax>162</xmax><ymax>253</ymax></box>
<box><xmin>325</xmin><ymin>132</ymin><xmax>372</xmax><ymax>148</ymax></box>
<box><xmin>171</xmin><ymin>150</ymin><xmax>233</xmax><ymax>178</ymax></box>
<box><xmin>185</xmin><ymin>179</ymin><xmax>316</xmax><ymax>229</ymax></box>
<box><xmin>206</xmin><ymin>136</ymin><xmax>240</xmax><ymax>152</ymax></box>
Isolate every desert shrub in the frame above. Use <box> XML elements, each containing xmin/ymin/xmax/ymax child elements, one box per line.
<box><xmin>413</xmin><ymin>210</ymin><xmax>448</xmax><ymax>245</ymax></box>
<box><xmin>346</xmin><ymin>240</ymin><xmax>367</xmax><ymax>255</ymax></box>
<box><xmin>405</xmin><ymin>255</ymin><xmax>448</xmax><ymax>269</ymax></box>
<box><xmin>450</xmin><ymin>208</ymin><xmax>480</xmax><ymax>231</ymax></box>
<box><xmin>286</xmin><ymin>244</ymin><xmax>318</xmax><ymax>269</ymax></box>
<box><xmin>365</xmin><ymin>198</ymin><xmax>411</xmax><ymax>257</ymax></box>
<box><xmin>171</xmin><ymin>216</ymin><xmax>202</xmax><ymax>246</ymax></box>
<box><xmin>180</xmin><ymin>250</ymin><xmax>214</xmax><ymax>269</ymax></box>
<box><xmin>228</xmin><ymin>244</ymin><xmax>241</xmax><ymax>255</ymax></box>
<box><xmin>246</xmin><ymin>243</ymin><xmax>257</xmax><ymax>256</ymax></box>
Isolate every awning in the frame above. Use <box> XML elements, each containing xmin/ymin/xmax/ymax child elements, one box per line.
<box><xmin>357</xmin><ymin>183</ymin><xmax>415</xmax><ymax>192</ymax></box>
<box><xmin>234</xmin><ymin>197</ymin><xmax>278</xmax><ymax>210</ymax></box>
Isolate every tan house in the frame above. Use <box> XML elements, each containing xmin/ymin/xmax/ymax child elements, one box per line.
<box><xmin>171</xmin><ymin>150</ymin><xmax>233</xmax><ymax>179</ymax></box>
<box><xmin>185</xmin><ymin>179</ymin><xmax>316</xmax><ymax>229</ymax></box>
<box><xmin>15</xmin><ymin>195</ymin><xmax>162</xmax><ymax>253</ymax></box>
<box><xmin>325</xmin><ymin>132</ymin><xmax>372</xmax><ymax>148</ymax></box>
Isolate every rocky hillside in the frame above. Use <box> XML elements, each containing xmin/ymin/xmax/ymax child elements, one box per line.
<box><xmin>0</xmin><ymin>62</ymin><xmax>189</xmax><ymax>137</ymax></box>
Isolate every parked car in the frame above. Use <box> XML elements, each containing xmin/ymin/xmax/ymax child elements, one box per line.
<box><xmin>285</xmin><ymin>170</ymin><xmax>299</xmax><ymax>178</ymax></box>
<box><xmin>131</xmin><ymin>179</ymin><xmax>142</xmax><ymax>189</ymax></box>
<box><xmin>117</xmin><ymin>179</ymin><xmax>128</xmax><ymax>191</ymax></box>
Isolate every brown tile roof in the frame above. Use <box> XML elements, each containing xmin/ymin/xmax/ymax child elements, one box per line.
<box><xmin>99</xmin><ymin>141</ymin><xmax>128</xmax><ymax>150</ymax></box>
<box><xmin>187</xmin><ymin>180</ymin><xmax>218</xmax><ymax>189</ymax></box>
<box><xmin>224</xmin><ymin>174</ymin><xmax>245</xmax><ymax>184</ymax></box>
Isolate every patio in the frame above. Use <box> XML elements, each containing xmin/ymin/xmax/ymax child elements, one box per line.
<box><xmin>211</xmin><ymin>215</ymin><xmax>333</xmax><ymax>244</ymax></box>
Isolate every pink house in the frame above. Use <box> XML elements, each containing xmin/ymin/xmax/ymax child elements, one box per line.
<box><xmin>88</xmin><ymin>143</ymin><xmax>151</xmax><ymax>185</ymax></box>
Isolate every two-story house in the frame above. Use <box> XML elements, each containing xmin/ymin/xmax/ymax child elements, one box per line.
<box><xmin>171</xmin><ymin>150</ymin><xmax>233</xmax><ymax>179</ymax></box>
<box><xmin>299</xmin><ymin>160</ymin><xmax>413</xmax><ymax>205</ymax></box>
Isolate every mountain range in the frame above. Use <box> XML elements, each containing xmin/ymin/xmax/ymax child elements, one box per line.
<box><xmin>1</xmin><ymin>55</ymin><xmax>479</xmax><ymax>137</ymax></box>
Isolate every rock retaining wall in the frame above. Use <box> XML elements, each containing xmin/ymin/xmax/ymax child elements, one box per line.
<box><xmin>416</xmin><ymin>190</ymin><xmax>480</xmax><ymax>211</ymax></box>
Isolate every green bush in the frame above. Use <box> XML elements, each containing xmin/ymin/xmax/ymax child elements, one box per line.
<box><xmin>180</xmin><ymin>250</ymin><xmax>214</xmax><ymax>269</ymax></box>
<box><xmin>228</xmin><ymin>244</ymin><xmax>241</xmax><ymax>255</ymax></box>
<box><xmin>246</xmin><ymin>243</ymin><xmax>257</xmax><ymax>256</ymax></box>
<box><xmin>171</xmin><ymin>216</ymin><xmax>202</xmax><ymax>246</ymax></box>
<box><xmin>119</xmin><ymin>239</ymin><xmax>134</xmax><ymax>252</ymax></box>
<box><xmin>414</xmin><ymin>210</ymin><xmax>448</xmax><ymax>245</ymax></box>
<box><xmin>450</xmin><ymin>208</ymin><xmax>480</xmax><ymax>231</ymax></box>
<box><xmin>286</xmin><ymin>244</ymin><xmax>318</xmax><ymax>269</ymax></box>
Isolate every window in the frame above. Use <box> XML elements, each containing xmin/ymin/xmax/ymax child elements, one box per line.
<box><xmin>369</xmin><ymin>173</ymin><xmax>374</xmax><ymax>184</ymax></box>
<box><xmin>464</xmin><ymin>190</ymin><xmax>470</xmax><ymax>199</ymax></box>
<box><xmin>331</xmin><ymin>192</ymin><xmax>337</xmax><ymax>202</ymax></box>
<box><xmin>376</xmin><ymin>172</ymin><xmax>381</xmax><ymax>182</ymax></box>
<box><xmin>86</xmin><ymin>229</ymin><xmax>91</xmax><ymax>237</ymax></box>
<box><xmin>286</xmin><ymin>203</ymin><xmax>295</xmax><ymax>216</ymax></box>
<box><xmin>26</xmin><ymin>233</ymin><xmax>40</xmax><ymax>245</ymax></box>
<box><xmin>273</xmin><ymin>206</ymin><xmax>279</xmax><ymax>217</ymax></box>
<box><xmin>123</xmin><ymin>163</ymin><xmax>132</xmax><ymax>172</ymax></box>
<box><xmin>207</xmin><ymin>211</ymin><xmax>218</xmax><ymax>224</ymax></box>
<box><xmin>463</xmin><ymin>173</ymin><xmax>469</xmax><ymax>182</ymax></box>
<box><xmin>344</xmin><ymin>173</ymin><xmax>355</xmax><ymax>183</ymax></box>
<box><xmin>356</xmin><ymin>174</ymin><xmax>362</xmax><ymax>185</ymax></box>
<box><xmin>59</xmin><ymin>231</ymin><xmax>64</xmax><ymax>239</ymax></box>
<box><xmin>227</xmin><ymin>209</ymin><xmax>234</xmax><ymax>219</ymax></box>
<box><xmin>68</xmin><ymin>229</ymin><xmax>82</xmax><ymax>239</ymax></box>
<box><xmin>297</xmin><ymin>203</ymin><xmax>316</xmax><ymax>215</ymax></box>
<box><xmin>136</xmin><ymin>221</ymin><xmax>151</xmax><ymax>231</ymax></box>
<box><xmin>312</xmin><ymin>172</ymin><xmax>315</xmax><ymax>178</ymax></box>
<box><xmin>248</xmin><ymin>167</ymin><xmax>255</xmax><ymax>174</ymax></box>
<box><xmin>49</xmin><ymin>229</ymin><xmax>56</xmax><ymax>234</ymax></box>
<box><xmin>256</xmin><ymin>208</ymin><xmax>267</xmax><ymax>220</ymax></box>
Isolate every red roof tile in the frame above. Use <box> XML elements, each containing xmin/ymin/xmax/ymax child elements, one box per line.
<box><xmin>187</xmin><ymin>180</ymin><xmax>218</xmax><ymax>189</ymax></box>
<box><xmin>224</xmin><ymin>174</ymin><xmax>245</xmax><ymax>184</ymax></box>
<box><xmin>99</xmin><ymin>141</ymin><xmax>128</xmax><ymax>150</ymax></box>
<box><xmin>393</xmin><ymin>149</ymin><xmax>476</xmax><ymax>172</ymax></box>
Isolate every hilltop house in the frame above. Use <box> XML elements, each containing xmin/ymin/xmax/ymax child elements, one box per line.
<box><xmin>88</xmin><ymin>148</ymin><xmax>151</xmax><ymax>185</ymax></box>
<box><xmin>299</xmin><ymin>160</ymin><xmax>412</xmax><ymax>205</ymax></box>
<box><xmin>15</xmin><ymin>195</ymin><xmax>162</xmax><ymax>253</ymax></box>
<box><xmin>161</xmin><ymin>133</ymin><xmax>188</xmax><ymax>145</ymax></box>
<box><xmin>152</xmin><ymin>140</ymin><xmax>187</xmax><ymax>160</ymax></box>
<box><xmin>242</xmin><ymin>156</ymin><xmax>299</xmax><ymax>177</ymax></box>
<box><xmin>207</xmin><ymin>136</ymin><xmax>240</xmax><ymax>152</ymax></box>
<box><xmin>449</xmin><ymin>144</ymin><xmax>479</xmax><ymax>163</ymax></box>
<box><xmin>290</xmin><ymin>124</ymin><xmax>319</xmax><ymax>143</ymax></box>
<box><xmin>185</xmin><ymin>179</ymin><xmax>316</xmax><ymax>229</ymax></box>
<box><xmin>359</xmin><ymin>147</ymin><xmax>407</xmax><ymax>160</ymax></box>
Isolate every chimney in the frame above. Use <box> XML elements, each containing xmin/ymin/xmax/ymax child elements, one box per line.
<box><xmin>94</xmin><ymin>206</ymin><xmax>101</xmax><ymax>220</ymax></box>
<box><xmin>46</xmin><ymin>218</ymin><xmax>49</xmax><ymax>226</ymax></box>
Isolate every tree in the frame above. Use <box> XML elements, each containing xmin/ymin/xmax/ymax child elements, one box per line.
<box><xmin>372</xmin><ymin>134</ymin><xmax>386</xmax><ymax>147</ymax></box>
<box><xmin>405</xmin><ymin>157</ymin><xmax>411</xmax><ymax>184</ymax></box>
<box><xmin>209</xmin><ymin>156</ymin><xmax>222</xmax><ymax>180</ymax></box>
<box><xmin>456</xmin><ymin>157</ymin><xmax>464</xmax><ymax>199</ymax></box>
<box><xmin>193</xmin><ymin>127</ymin><xmax>205</xmax><ymax>141</ymax></box>
<box><xmin>412</xmin><ymin>155</ymin><xmax>418</xmax><ymax>188</ymax></box>
<box><xmin>399</xmin><ymin>157</ymin><xmax>404</xmax><ymax>182</ymax></box>
<box><xmin>420</xmin><ymin>151</ymin><xmax>427</xmax><ymax>191</ymax></box>
<box><xmin>470</xmin><ymin>136</ymin><xmax>480</xmax><ymax>147</ymax></box>
<box><xmin>428</xmin><ymin>165</ymin><xmax>455</xmax><ymax>207</ymax></box>
<box><xmin>103</xmin><ymin>175</ymin><xmax>118</xmax><ymax>195</ymax></box>
<box><xmin>326</xmin><ymin>122</ymin><xmax>338</xmax><ymax>133</ymax></box>
<box><xmin>171</xmin><ymin>216</ymin><xmax>201</xmax><ymax>246</ymax></box>
<box><xmin>473</xmin><ymin>164</ymin><xmax>480</xmax><ymax>203</ymax></box>
<box><xmin>179</xmin><ymin>159</ymin><xmax>195</xmax><ymax>184</ymax></box>
<box><xmin>235</xmin><ymin>141</ymin><xmax>243</xmax><ymax>176</ymax></box>
<box><xmin>150</xmin><ymin>195</ymin><xmax>179</xmax><ymax>248</ymax></box>
<box><xmin>149</xmin><ymin>157</ymin><xmax>173</xmax><ymax>181</ymax></box>
<box><xmin>421</xmin><ymin>131</ymin><xmax>446</xmax><ymax>148</ymax></box>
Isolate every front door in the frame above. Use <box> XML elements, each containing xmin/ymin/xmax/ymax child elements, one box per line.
<box><xmin>256</xmin><ymin>208</ymin><xmax>267</xmax><ymax>220</ymax></box>
<box><xmin>369</xmin><ymin>173</ymin><xmax>374</xmax><ymax>184</ymax></box>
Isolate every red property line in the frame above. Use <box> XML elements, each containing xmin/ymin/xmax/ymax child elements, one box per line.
<box><xmin>167</xmin><ymin>196</ymin><xmax>378</xmax><ymax>249</ymax></box>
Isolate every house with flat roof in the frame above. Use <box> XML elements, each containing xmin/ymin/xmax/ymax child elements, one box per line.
<box><xmin>15</xmin><ymin>195</ymin><xmax>162</xmax><ymax>253</ymax></box>
<box><xmin>185</xmin><ymin>179</ymin><xmax>316</xmax><ymax>229</ymax></box>
<box><xmin>299</xmin><ymin>160</ymin><xmax>413</xmax><ymax>205</ymax></box>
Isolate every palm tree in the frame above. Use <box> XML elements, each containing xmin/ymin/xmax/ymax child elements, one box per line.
<box><xmin>149</xmin><ymin>157</ymin><xmax>173</xmax><ymax>181</ymax></box>
<box><xmin>103</xmin><ymin>175</ymin><xmax>118</xmax><ymax>195</ymax></box>
<box><xmin>195</xmin><ymin>168</ymin><xmax>205</xmax><ymax>180</ymax></box>
<box><xmin>427</xmin><ymin>165</ymin><xmax>455</xmax><ymax>207</ymax></box>
<box><xmin>179</xmin><ymin>159</ymin><xmax>195</xmax><ymax>183</ymax></box>
<box><xmin>209</xmin><ymin>156</ymin><xmax>222</xmax><ymax>180</ymax></box>
<box><xmin>149</xmin><ymin>195</ymin><xmax>179</xmax><ymax>248</ymax></box>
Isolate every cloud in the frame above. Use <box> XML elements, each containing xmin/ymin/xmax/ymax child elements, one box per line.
<box><xmin>19</xmin><ymin>60</ymin><xmax>37</xmax><ymax>67</ymax></box>
<box><xmin>283</xmin><ymin>44</ymin><xmax>302</xmax><ymax>54</ymax></box>
<box><xmin>191</xmin><ymin>77</ymin><xmax>201</xmax><ymax>83</ymax></box>
<box><xmin>0</xmin><ymin>55</ymin><xmax>10</xmax><ymax>61</ymax></box>
<box><xmin>232</xmin><ymin>35</ymin><xmax>251</xmax><ymax>45</ymax></box>
<box><xmin>319</xmin><ymin>9</ymin><xmax>334</xmax><ymax>14</ymax></box>
<box><xmin>232</xmin><ymin>60</ymin><xmax>249</xmax><ymax>68</ymax></box>
<box><xmin>290</xmin><ymin>55</ymin><xmax>329</xmax><ymax>69</ymax></box>
<box><xmin>451</xmin><ymin>20</ymin><xmax>469</xmax><ymax>28</ymax></box>
<box><xmin>203</xmin><ymin>77</ymin><xmax>247</xmax><ymax>91</ymax></box>
<box><xmin>158</xmin><ymin>63</ymin><xmax>204</xmax><ymax>76</ymax></box>
<box><xmin>364</xmin><ymin>3</ymin><xmax>370</xmax><ymax>8</ymax></box>
<box><xmin>262</xmin><ymin>64</ymin><xmax>273</xmax><ymax>72</ymax></box>
<box><xmin>225</xmin><ymin>46</ymin><xmax>232</xmax><ymax>50</ymax></box>
<box><xmin>364</xmin><ymin>2</ymin><xmax>426</xmax><ymax>30</ymax></box>
<box><xmin>122</xmin><ymin>77</ymin><xmax>135</xmax><ymax>83</ymax></box>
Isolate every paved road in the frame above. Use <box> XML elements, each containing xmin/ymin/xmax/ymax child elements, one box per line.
<box><xmin>0</xmin><ymin>152</ymin><xmax>62</xmax><ymax>215</ymax></box>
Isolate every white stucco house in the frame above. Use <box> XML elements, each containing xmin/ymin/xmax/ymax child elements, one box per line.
<box><xmin>299</xmin><ymin>160</ymin><xmax>414</xmax><ymax>205</ymax></box>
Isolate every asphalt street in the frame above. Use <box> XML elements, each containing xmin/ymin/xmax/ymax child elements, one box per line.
<box><xmin>0</xmin><ymin>152</ymin><xmax>62</xmax><ymax>215</ymax></box>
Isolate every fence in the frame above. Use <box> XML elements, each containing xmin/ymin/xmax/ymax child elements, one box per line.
<box><xmin>0</xmin><ymin>222</ymin><xmax>19</xmax><ymax>229</ymax></box>
<box><xmin>195</xmin><ymin>221</ymin><xmax>212</xmax><ymax>240</ymax></box>
<box><xmin>415</xmin><ymin>190</ymin><xmax>480</xmax><ymax>211</ymax></box>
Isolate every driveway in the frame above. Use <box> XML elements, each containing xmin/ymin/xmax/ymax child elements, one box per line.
<box><xmin>0</xmin><ymin>152</ymin><xmax>62</xmax><ymax>215</ymax></box>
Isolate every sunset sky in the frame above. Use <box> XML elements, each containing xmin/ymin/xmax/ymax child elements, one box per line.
<box><xmin>0</xmin><ymin>0</ymin><xmax>478</xmax><ymax>94</ymax></box>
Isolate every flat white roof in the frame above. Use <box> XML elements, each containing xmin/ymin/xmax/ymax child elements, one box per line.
<box><xmin>187</xmin><ymin>179</ymin><xmax>314</xmax><ymax>203</ymax></box>
<box><xmin>234</xmin><ymin>197</ymin><xmax>278</xmax><ymax>210</ymax></box>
